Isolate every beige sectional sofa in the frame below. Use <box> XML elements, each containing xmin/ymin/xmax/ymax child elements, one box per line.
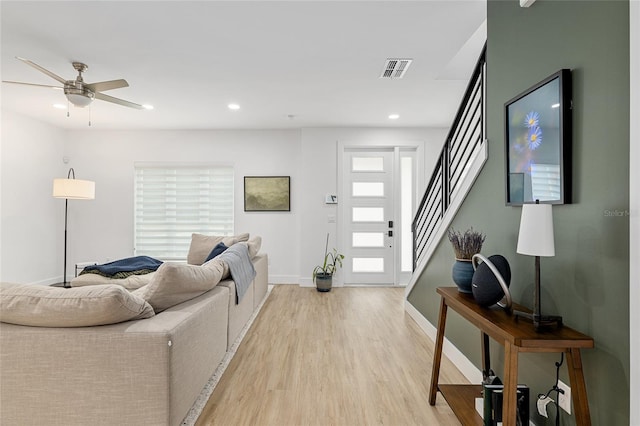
<box><xmin>0</xmin><ymin>252</ymin><xmax>268</xmax><ymax>426</ymax></box>
<box><xmin>220</xmin><ymin>252</ymin><xmax>268</xmax><ymax>349</ymax></box>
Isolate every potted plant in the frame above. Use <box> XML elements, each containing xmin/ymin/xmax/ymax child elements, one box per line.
<box><xmin>312</xmin><ymin>233</ymin><xmax>344</xmax><ymax>292</ymax></box>
<box><xmin>447</xmin><ymin>227</ymin><xmax>485</xmax><ymax>293</ymax></box>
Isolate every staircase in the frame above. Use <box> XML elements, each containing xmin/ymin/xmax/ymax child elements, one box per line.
<box><xmin>407</xmin><ymin>44</ymin><xmax>488</xmax><ymax>296</ymax></box>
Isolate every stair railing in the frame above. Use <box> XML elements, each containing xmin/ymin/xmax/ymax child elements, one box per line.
<box><xmin>412</xmin><ymin>44</ymin><xmax>487</xmax><ymax>271</ymax></box>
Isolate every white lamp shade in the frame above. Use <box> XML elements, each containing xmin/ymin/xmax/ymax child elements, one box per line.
<box><xmin>517</xmin><ymin>203</ymin><xmax>555</xmax><ymax>257</ymax></box>
<box><xmin>53</xmin><ymin>178</ymin><xmax>95</xmax><ymax>200</ymax></box>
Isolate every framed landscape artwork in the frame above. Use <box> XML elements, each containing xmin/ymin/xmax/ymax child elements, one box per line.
<box><xmin>244</xmin><ymin>176</ymin><xmax>291</xmax><ymax>212</ymax></box>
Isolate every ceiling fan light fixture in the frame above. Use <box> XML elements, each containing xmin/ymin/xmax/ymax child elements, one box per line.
<box><xmin>11</xmin><ymin>57</ymin><xmax>146</xmax><ymax>113</ymax></box>
<box><xmin>64</xmin><ymin>85</ymin><xmax>95</xmax><ymax>108</ymax></box>
<box><xmin>66</xmin><ymin>93</ymin><xmax>93</xmax><ymax>107</ymax></box>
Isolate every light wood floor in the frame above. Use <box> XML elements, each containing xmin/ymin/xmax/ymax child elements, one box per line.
<box><xmin>195</xmin><ymin>285</ymin><xmax>468</xmax><ymax>426</ymax></box>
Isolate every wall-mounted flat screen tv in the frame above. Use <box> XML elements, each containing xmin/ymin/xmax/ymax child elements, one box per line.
<box><xmin>504</xmin><ymin>69</ymin><xmax>572</xmax><ymax>206</ymax></box>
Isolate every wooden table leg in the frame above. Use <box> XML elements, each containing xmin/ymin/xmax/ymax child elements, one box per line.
<box><xmin>428</xmin><ymin>297</ymin><xmax>448</xmax><ymax>405</ymax></box>
<box><xmin>481</xmin><ymin>332</ymin><xmax>490</xmax><ymax>380</ymax></box>
<box><xmin>566</xmin><ymin>348</ymin><xmax>591</xmax><ymax>425</ymax></box>
<box><xmin>502</xmin><ymin>343</ymin><xmax>519</xmax><ymax>426</ymax></box>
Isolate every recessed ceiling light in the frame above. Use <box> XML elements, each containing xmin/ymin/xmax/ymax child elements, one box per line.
<box><xmin>52</xmin><ymin>103</ymin><xmax>66</xmax><ymax>109</ymax></box>
<box><xmin>142</xmin><ymin>104</ymin><xmax>154</xmax><ymax>110</ymax></box>
<box><xmin>228</xmin><ymin>103</ymin><xmax>240</xmax><ymax>110</ymax></box>
<box><xmin>388</xmin><ymin>114</ymin><xmax>400</xmax><ymax>120</ymax></box>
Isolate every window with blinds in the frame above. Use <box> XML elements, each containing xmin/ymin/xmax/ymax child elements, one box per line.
<box><xmin>134</xmin><ymin>164</ymin><xmax>234</xmax><ymax>261</ymax></box>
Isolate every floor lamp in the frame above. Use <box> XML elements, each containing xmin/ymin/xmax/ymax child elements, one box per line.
<box><xmin>53</xmin><ymin>168</ymin><xmax>95</xmax><ymax>287</ymax></box>
<box><xmin>513</xmin><ymin>200</ymin><xmax>563</xmax><ymax>330</ymax></box>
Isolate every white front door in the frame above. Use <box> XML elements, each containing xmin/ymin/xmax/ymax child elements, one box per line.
<box><xmin>342</xmin><ymin>149</ymin><xmax>395</xmax><ymax>285</ymax></box>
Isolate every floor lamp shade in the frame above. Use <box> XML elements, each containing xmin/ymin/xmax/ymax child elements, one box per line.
<box><xmin>53</xmin><ymin>178</ymin><xmax>95</xmax><ymax>200</ymax></box>
<box><xmin>517</xmin><ymin>203</ymin><xmax>555</xmax><ymax>257</ymax></box>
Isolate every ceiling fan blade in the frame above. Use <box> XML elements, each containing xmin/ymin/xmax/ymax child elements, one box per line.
<box><xmin>2</xmin><ymin>80</ymin><xmax>63</xmax><ymax>90</ymax></box>
<box><xmin>86</xmin><ymin>79</ymin><xmax>129</xmax><ymax>92</ymax></box>
<box><xmin>16</xmin><ymin>57</ymin><xmax>67</xmax><ymax>85</ymax></box>
<box><xmin>95</xmin><ymin>92</ymin><xmax>143</xmax><ymax>109</ymax></box>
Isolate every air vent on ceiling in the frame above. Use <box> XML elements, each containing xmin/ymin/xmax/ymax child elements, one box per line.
<box><xmin>380</xmin><ymin>58</ymin><xmax>413</xmax><ymax>79</ymax></box>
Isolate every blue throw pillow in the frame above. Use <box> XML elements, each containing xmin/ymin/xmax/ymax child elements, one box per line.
<box><xmin>205</xmin><ymin>242</ymin><xmax>228</xmax><ymax>262</ymax></box>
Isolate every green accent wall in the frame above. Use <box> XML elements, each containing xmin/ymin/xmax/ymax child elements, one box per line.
<box><xmin>408</xmin><ymin>1</ymin><xmax>630</xmax><ymax>424</ymax></box>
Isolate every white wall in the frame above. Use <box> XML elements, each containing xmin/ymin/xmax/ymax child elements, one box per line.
<box><xmin>0</xmin><ymin>110</ymin><xmax>67</xmax><ymax>284</ymax></box>
<box><xmin>63</xmin><ymin>129</ymin><xmax>302</xmax><ymax>284</ymax></box>
<box><xmin>630</xmin><ymin>1</ymin><xmax>638</xmax><ymax>424</ymax></box>
<box><xmin>1</xmin><ymin>123</ymin><xmax>447</xmax><ymax>285</ymax></box>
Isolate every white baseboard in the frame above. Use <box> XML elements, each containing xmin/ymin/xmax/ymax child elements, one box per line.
<box><xmin>299</xmin><ymin>278</ymin><xmax>313</xmax><ymax>287</ymax></box>
<box><xmin>31</xmin><ymin>276</ymin><xmax>61</xmax><ymax>286</ymax></box>
<box><xmin>269</xmin><ymin>274</ymin><xmax>299</xmax><ymax>285</ymax></box>
<box><xmin>299</xmin><ymin>278</ymin><xmax>347</xmax><ymax>288</ymax></box>
<box><xmin>404</xmin><ymin>300</ymin><xmax>483</xmax><ymax>384</ymax></box>
<box><xmin>299</xmin><ymin>281</ymin><xmax>345</xmax><ymax>288</ymax></box>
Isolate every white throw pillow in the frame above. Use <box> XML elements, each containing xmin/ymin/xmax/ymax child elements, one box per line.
<box><xmin>133</xmin><ymin>260</ymin><xmax>225</xmax><ymax>312</ymax></box>
<box><xmin>70</xmin><ymin>271</ymin><xmax>155</xmax><ymax>290</ymax></box>
<box><xmin>243</xmin><ymin>236</ymin><xmax>262</xmax><ymax>259</ymax></box>
<box><xmin>186</xmin><ymin>232</ymin><xmax>250</xmax><ymax>265</ymax></box>
<box><xmin>0</xmin><ymin>282</ymin><xmax>155</xmax><ymax>327</ymax></box>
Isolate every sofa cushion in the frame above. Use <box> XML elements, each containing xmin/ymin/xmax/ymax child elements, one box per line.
<box><xmin>133</xmin><ymin>260</ymin><xmax>225</xmax><ymax>312</ymax></box>
<box><xmin>0</xmin><ymin>282</ymin><xmax>155</xmax><ymax>327</ymax></box>
<box><xmin>70</xmin><ymin>271</ymin><xmax>155</xmax><ymax>290</ymax></box>
<box><xmin>187</xmin><ymin>232</ymin><xmax>250</xmax><ymax>265</ymax></box>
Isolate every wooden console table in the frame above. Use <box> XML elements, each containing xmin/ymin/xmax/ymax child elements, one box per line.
<box><xmin>429</xmin><ymin>287</ymin><xmax>594</xmax><ymax>426</ymax></box>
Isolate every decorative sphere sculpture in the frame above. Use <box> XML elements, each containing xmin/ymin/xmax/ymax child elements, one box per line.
<box><xmin>471</xmin><ymin>254</ymin><xmax>512</xmax><ymax>309</ymax></box>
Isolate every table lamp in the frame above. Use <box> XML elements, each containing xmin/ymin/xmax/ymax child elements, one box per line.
<box><xmin>53</xmin><ymin>168</ymin><xmax>95</xmax><ymax>287</ymax></box>
<box><xmin>513</xmin><ymin>200</ymin><xmax>563</xmax><ymax>330</ymax></box>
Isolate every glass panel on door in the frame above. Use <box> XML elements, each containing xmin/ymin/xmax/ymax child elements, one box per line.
<box><xmin>352</xmin><ymin>157</ymin><xmax>384</xmax><ymax>172</ymax></box>
<box><xmin>352</xmin><ymin>207</ymin><xmax>384</xmax><ymax>222</ymax></box>
<box><xmin>352</xmin><ymin>182</ymin><xmax>384</xmax><ymax>197</ymax></box>
<box><xmin>352</xmin><ymin>232</ymin><xmax>385</xmax><ymax>247</ymax></box>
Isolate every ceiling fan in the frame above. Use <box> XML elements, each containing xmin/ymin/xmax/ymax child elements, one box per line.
<box><xmin>2</xmin><ymin>57</ymin><xmax>144</xmax><ymax>109</ymax></box>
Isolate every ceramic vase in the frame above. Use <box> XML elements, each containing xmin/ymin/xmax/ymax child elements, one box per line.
<box><xmin>452</xmin><ymin>259</ymin><xmax>474</xmax><ymax>293</ymax></box>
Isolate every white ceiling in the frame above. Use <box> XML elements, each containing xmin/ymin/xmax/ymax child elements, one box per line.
<box><xmin>1</xmin><ymin>1</ymin><xmax>486</xmax><ymax>130</ymax></box>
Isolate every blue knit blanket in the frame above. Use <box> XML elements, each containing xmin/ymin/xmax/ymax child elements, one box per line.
<box><xmin>80</xmin><ymin>256</ymin><xmax>163</xmax><ymax>279</ymax></box>
<box><xmin>217</xmin><ymin>244</ymin><xmax>256</xmax><ymax>304</ymax></box>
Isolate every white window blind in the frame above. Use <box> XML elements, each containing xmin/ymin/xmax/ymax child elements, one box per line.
<box><xmin>134</xmin><ymin>164</ymin><xmax>234</xmax><ymax>261</ymax></box>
